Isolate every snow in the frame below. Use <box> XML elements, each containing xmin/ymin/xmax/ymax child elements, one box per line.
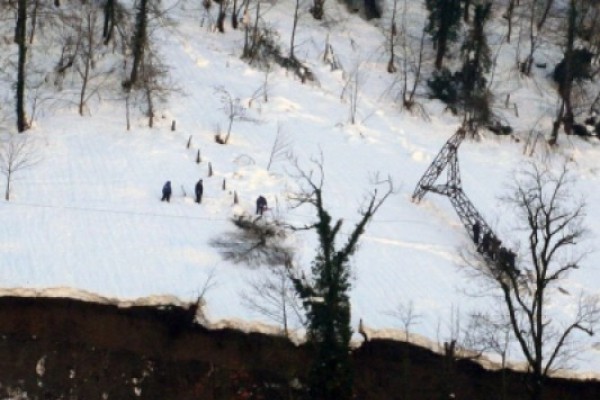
<box><xmin>1</xmin><ymin>0</ymin><xmax>600</xmax><ymax>378</ymax></box>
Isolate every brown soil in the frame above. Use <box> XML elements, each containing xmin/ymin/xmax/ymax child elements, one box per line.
<box><xmin>0</xmin><ymin>296</ymin><xmax>598</xmax><ymax>400</ymax></box>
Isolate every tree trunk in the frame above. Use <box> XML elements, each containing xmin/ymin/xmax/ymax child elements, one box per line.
<box><xmin>16</xmin><ymin>0</ymin><xmax>28</xmax><ymax>132</ymax></box>
<box><xmin>463</xmin><ymin>0</ymin><xmax>471</xmax><ymax>22</ymax></box>
<box><xmin>125</xmin><ymin>91</ymin><xmax>131</xmax><ymax>130</ymax></box>
<box><xmin>530</xmin><ymin>369</ymin><xmax>543</xmax><ymax>400</ymax></box>
<box><xmin>506</xmin><ymin>0</ymin><xmax>515</xmax><ymax>43</ymax></box>
<box><xmin>129</xmin><ymin>0</ymin><xmax>148</xmax><ymax>88</ymax></box>
<box><xmin>290</xmin><ymin>0</ymin><xmax>299</xmax><ymax>60</ymax></box>
<box><xmin>5</xmin><ymin>173</ymin><xmax>11</xmax><ymax>201</ymax></box>
<box><xmin>79</xmin><ymin>13</ymin><xmax>93</xmax><ymax>116</ymax></box>
<box><xmin>231</xmin><ymin>0</ymin><xmax>238</xmax><ymax>29</ymax></box>
<box><xmin>29</xmin><ymin>0</ymin><xmax>39</xmax><ymax>44</ymax></box>
<box><xmin>103</xmin><ymin>0</ymin><xmax>115</xmax><ymax>45</ymax></box>
<box><xmin>435</xmin><ymin>36</ymin><xmax>446</xmax><ymax>70</ymax></box>
<box><xmin>561</xmin><ymin>0</ymin><xmax>576</xmax><ymax>136</ymax></box>
<box><xmin>549</xmin><ymin>101</ymin><xmax>564</xmax><ymax>146</ymax></box>
<box><xmin>387</xmin><ymin>0</ymin><xmax>397</xmax><ymax>74</ymax></box>
<box><xmin>537</xmin><ymin>0</ymin><xmax>555</xmax><ymax>31</ymax></box>
<box><xmin>217</xmin><ymin>0</ymin><xmax>226</xmax><ymax>33</ymax></box>
<box><xmin>224</xmin><ymin>116</ymin><xmax>233</xmax><ymax>143</ymax></box>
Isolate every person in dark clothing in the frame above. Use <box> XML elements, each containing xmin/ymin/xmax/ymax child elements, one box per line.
<box><xmin>490</xmin><ymin>238</ymin><xmax>501</xmax><ymax>260</ymax></box>
<box><xmin>256</xmin><ymin>195</ymin><xmax>267</xmax><ymax>215</ymax></box>
<box><xmin>195</xmin><ymin>179</ymin><xmax>203</xmax><ymax>204</ymax></box>
<box><xmin>480</xmin><ymin>231</ymin><xmax>491</xmax><ymax>254</ymax></box>
<box><xmin>161</xmin><ymin>181</ymin><xmax>172</xmax><ymax>202</ymax></box>
<box><xmin>497</xmin><ymin>247</ymin><xmax>508</xmax><ymax>268</ymax></box>
<box><xmin>506</xmin><ymin>250</ymin><xmax>518</xmax><ymax>275</ymax></box>
<box><xmin>472</xmin><ymin>222</ymin><xmax>481</xmax><ymax>244</ymax></box>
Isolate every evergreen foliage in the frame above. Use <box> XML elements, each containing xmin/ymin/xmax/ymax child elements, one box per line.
<box><xmin>553</xmin><ymin>48</ymin><xmax>593</xmax><ymax>87</ymax></box>
<box><xmin>311</xmin><ymin>0</ymin><xmax>325</xmax><ymax>20</ymax></box>
<box><xmin>427</xmin><ymin>68</ymin><xmax>459</xmax><ymax>109</ymax></box>
<box><xmin>292</xmin><ymin>188</ymin><xmax>354</xmax><ymax>400</ymax></box>
<box><xmin>457</xmin><ymin>2</ymin><xmax>492</xmax><ymax>126</ymax></box>
<box><xmin>289</xmin><ymin>162</ymin><xmax>392</xmax><ymax>400</ymax></box>
<box><xmin>426</xmin><ymin>0</ymin><xmax>462</xmax><ymax>69</ymax></box>
<box><xmin>459</xmin><ymin>3</ymin><xmax>491</xmax><ymax>96</ymax></box>
<box><xmin>427</xmin><ymin>3</ymin><xmax>492</xmax><ymax>128</ymax></box>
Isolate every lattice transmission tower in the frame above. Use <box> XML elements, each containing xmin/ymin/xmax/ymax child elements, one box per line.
<box><xmin>412</xmin><ymin>127</ymin><xmax>522</xmax><ymax>289</ymax></box>
<box><xmin>412</xmin><ymin>128</ymin><xmax>506</xmax><ymax>262</ymax></box>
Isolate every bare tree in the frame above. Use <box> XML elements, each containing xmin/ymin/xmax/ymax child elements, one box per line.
<box><xmin>139</xmin><ymin>50</ymin><xmax>172</xmax><ymax>128</ymax></box>
<box><xmin>322</xmin><ymin>34</ymin><xmax>342</xmax><ymax>71</ymax></box>
<box><xmin>340</xmin><ymin>63</ymin><xmax>363</xmax><ymax>124</ymax></box>
<box><xmin>397</xmin><ymin>0</ymin><xmax>426</xmax><ymax>111</ymax></box>
<box><xmin>465</xmin><ymin>161</ymin><xmax>600</xmax><ymax>400</ymax></box>
<box><xmin>29</xmin><ymin>0</ymin><xmax>39</xmax><ymax>44</ymax></box>
<box><xmin>387</xmin><ymin>0</ymin><xmax>399</xmax><ymax>73</ymax></box>
<box><xmin>127</xmin><ymin>0</ymin><xmax>149</xmax><ymax>88</ymax></box>
<box><xmin>248</xmin><ymin>64</ymin><xmax>272</xmax><ymax>108</ymax></box>
<box><xmin>435</xmin><ymin>305</ymin><xmax>462</xmax><ymax>399</ymax></box>
<box><xmin>348</xmin><ymin>69</ymin><xmax>361</xmax><ymax>124</ymax></box>
<box><xmin>520</xmin><ymin>0</ymin><xmax>557</xmax><ymax>75</ymax></box>
<box><xmin>231</xmin><ymin>0</ymin><xmax>239</xmax><ymax>28</ymax></box>
<box><xmin>242</xmin><ymin>0</ymin><xmax>260</xmax><ymax>60</ymax></box>
<box><xmin>114</xmin><ymin>0</ymin><xmax>173</xmax><ymax>129</ymax></box>
<box><xmin>121</xmin><ymin>42</ymin><xmax>174</xmax><ymax>129</ymax></box>
<box><xmin>120</xmin><ymin>0</ymin><xmax>173</xmax><ymax>128</ymax></box>
<box><xmin>191</xmin><ymin>267</ymin><xmax>218</xmax><ymax>325</ymax></box>
<box><xmin>52</xmin><ymin>11</ymin><xmax>82</xmax><ymax>88</ymax></box>
<box><xmin>389</xmin><ymin>300</ymin><xmax>420</xmax><ymax>343</ymax></box>
<box><xmin>290</xmin><ymin>0</ymin><xmax>301</xmax><ymax>60</ymax></box>
<box><xmin>102</xmin><ymin>0</ymin><xmax>117</xmax><ymax>44</ymax></box>
<box><xmin>266</xmin><ymin>123</ymin><xmax>292</xmax><ymax>171</ymax></box>
<box><xmin>464</xmin><ymin>312</ymin><xmax>513</xmax><ymax>400</ymax></box>
<box><xmin>75</xmin><ymin>4</ymin><xmax>110</xmax><ymax>116</ymax></box>
<box><xmin>216</xmin><ymin>0</ymin><xmax>229</xmax><ymax>33</ymax></box>
<box><xmin>388</xmin><ymin>301</ymin><xmax>420</xmax><ymax>400</ymax></box>
<box><xmin>214</xmin><ymin>86</ymin><xmax>255</xmax><ymax>144</ymax></box>
<box><xmin>240</xmin><ymin>0</ymin><xmax>312</xmax><ymax>82</ymax></box>
<box><xmin>582</xmin><ymin>1</ymin><xmax>600</xmax><ymax>58</ymax></box>
<box><xmin>503</xmin><ymin>0</ymin><xmax>518</xmax><ymax>43</ymax></box>
<box><xmin>0</xmin><ymin>134</ymin><xmax>39</xmax><ymax>201</ymax></box>
<box><xmin>241</xmin><ymin>261</ymin><xmax>304</xmax><ymax>337</ymax></box>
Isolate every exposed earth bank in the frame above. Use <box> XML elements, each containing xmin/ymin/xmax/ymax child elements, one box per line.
<box><xmin>0</xmin><ymin>296</ymin><xmax>598</xmax><ymax>400</ymax></box>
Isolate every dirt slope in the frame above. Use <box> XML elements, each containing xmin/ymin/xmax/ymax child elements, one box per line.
<box><xmin>0</xmin><ymin>296</ymin><xmax>598</xmax><ymax>400</ymax></box>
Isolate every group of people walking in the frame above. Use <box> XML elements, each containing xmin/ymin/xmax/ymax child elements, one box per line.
<box><xmin>161</xmin><ymin>180</ymin><xmax>268</xmax><ymax>215</ymax></box>
<box><xmin>161</xmin><ymin>179</ymin><xmax>204</xmax><ymax>203</ymax></box>
<box><xmin>472</xmin><ymin>222</ymin><xmax>519</xmax><ymax>276</ymax></box>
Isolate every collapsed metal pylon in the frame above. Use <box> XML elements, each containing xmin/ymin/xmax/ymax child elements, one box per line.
<box><xmin>412</xmin><ymin>128</ymin><xmax>517</xmax><ymax>274</ymax></box>
<box><xmin>412</xmin><ymin>128</ymin><xmax>466</xmax><ymax>203</ymax></box>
